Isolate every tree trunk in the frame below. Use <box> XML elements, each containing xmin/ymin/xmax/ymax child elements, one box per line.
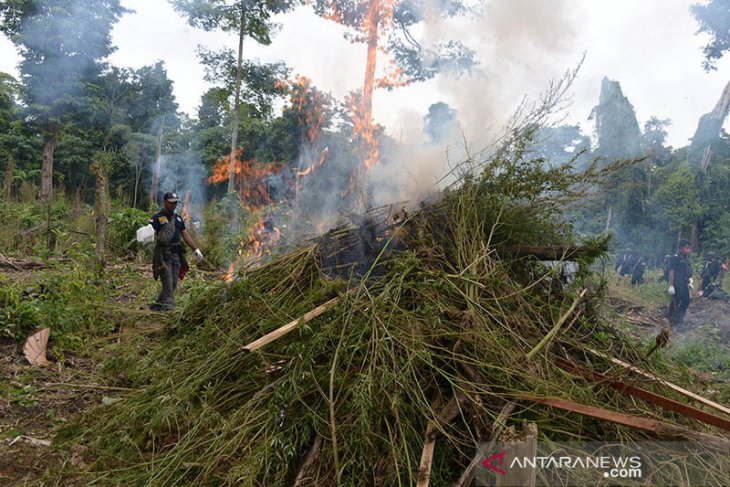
<box><xmin>91</xmin><ymin>160</ymin><xmax>109</xmax><ymax>274</ymax></box>
<box><xmin>2</xmin><ymin>154</ymin><xmax>14</xmax><ymax>201</ymax></box>
<box><xmin>40</xmin><ymin>124</ymin><xmax>59</xmax><ymax>204</ymax></box>
<box><xmin>133</xmin><ymin>158</ymin><xmax>140</xmax><ymax>209</ymax></box>
<box><xmin>149</xmin><ymin>115</ymin><xmax>166</xmax><ymax>210</ymax></box>
<box><xmin>361</xmin><ymin>0</ymin><xmax>380</xmax><ymax>174</ymax></box>
<box><xmin>228</xmin><ymin>6</ymin><xmax>246</xmax><ymax>194</ymax></box>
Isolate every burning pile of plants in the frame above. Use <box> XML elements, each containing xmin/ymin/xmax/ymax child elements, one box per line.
<box><xmin>60</xmin><ymin>143</ymin><xmax>729</xmax><ymax>486</ymax></box>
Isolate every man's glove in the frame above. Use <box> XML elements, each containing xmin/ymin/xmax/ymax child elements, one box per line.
<box><xmin>668</xmin><ymin>286</ymin><xmax>676</xmax><ymax>296</ymax></box>
<box><xmin>194</xmin><ymin>248</ymin><xmax>203</xmax><ymax>261</ymax></box>
<box><xmin>688</xmin><ymin>278</ymin><xmax>694</xmax><ymax>290</ymax></box>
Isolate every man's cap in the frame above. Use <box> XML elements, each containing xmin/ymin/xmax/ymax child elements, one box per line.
<box><xmin>163</xmin><ymin>192</ymin><xmax>179</xmax><ymax>203</ymax></box>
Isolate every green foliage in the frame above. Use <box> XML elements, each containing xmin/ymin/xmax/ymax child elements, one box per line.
<box><xmin>653</xmin><ymin>162</ymin><xmax>703</xmax><ymax>235</ymax></box>
<box><xmin>670</xmin><ymin>338</ymin><xmax>730</xmax><ymax>381</ymax></box>
<box><xmin>691</xmin><ymin>0</ymin><xmax>730</xmax><ymax>71</ymax></box>
<box><xmin>0</xmin><ymin>274</ymin><xmax>41</xmax><ymax>340</ymax></box>
<box><xmin>108</xmin><ymin>206</ymin><xmax>150</xmax><ymax>251</ymax></box>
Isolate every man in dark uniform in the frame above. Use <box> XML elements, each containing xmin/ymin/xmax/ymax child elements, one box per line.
<box><xmin>150</xmin><ymin>192</ymin><xmax>203</xmax><ymax>310</ymax></box>
<box><xmin>700</xmin><ymin>252</ymin><xmax>722</xmax><ymax>292</ymax></box>
<box><xmin>667</xmin><ymin>240</ymin><xmax>693</xmax><ymax>327</ymax></box>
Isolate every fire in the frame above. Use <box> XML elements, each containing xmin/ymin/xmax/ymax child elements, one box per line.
<box><xmin>223</xmin><ymin>261</ymin><xmax>235</xmax><ymax>283</ymax></box>
<box><xmin>180</xmin><ymin>190</ymin><xmax>191</xmax><ymax>222</ymax></box>
<box><xmin>246</xmin><ymin>215</ymin><xmax>281</xmax><ymax>260</ymax></box>
<box><xmin>208</xmin><ymin>149</ymin><xmax>285</xmax><ymax>211</ymax></box>
<box><xmin>376</xmin><ymin>63</ymin><xmax>410</xmax><ymax>90</ymax></box>
<box><xmin>318</xmin><ymin>0</ymin><xmax>399</xmax><ymax>182</ymax></box>
<box><xmin>297</xmin><ymin>147</ymin><xmax>329</xmax><ymax>177</ymax></box>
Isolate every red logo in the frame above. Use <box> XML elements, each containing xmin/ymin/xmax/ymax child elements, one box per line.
<box><xmin>482</xmin><ymin>451</ymin><xmax>507</xmax><ymax>475</ymax></box>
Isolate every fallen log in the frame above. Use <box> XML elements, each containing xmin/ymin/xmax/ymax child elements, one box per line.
<box><xmin>243</xmin><ymin>297</ymin><xmax>341</xmax><ymax>352</ymax></box>
<box><xmin>0</xmin><ymin>253</ymin><xmax>71</xmax><ymax>270</ymax></box>
<box><xmin>555</xmin><ymin>358</ymin><xmax>730</xmax><ymax>432</ymax></box>
<box><xmin>527</xmin><ymin>396</ymin><xmax>730</xmax><ymax>449</ymax></box>
<box><xmin>501</xmin><ymin>245</ymin><xmax>594</xmax><ymax>261</ymax></box>
<box><xmin>586</xmin><ymin>348</ymin><xmax>730</xmax><ymax>417</ymax></box>
<box><xmin>0</xmin><ymin>254</ymin><xmax>43</xmax><ymax>270</ymax></box>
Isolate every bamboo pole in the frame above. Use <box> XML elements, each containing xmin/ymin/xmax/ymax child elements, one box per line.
<box><xmin>243</xmin><ymin>297</ymin><xmax>340</xmax><ymax>352</ymax></box>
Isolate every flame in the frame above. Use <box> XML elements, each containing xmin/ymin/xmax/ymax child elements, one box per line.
<box><xmin>297</xmin><ymin>147</ymin><xmax>329</xmax><ymax>177</ymax></box>
<box><xmin>223</xmin><ymin>261</ymin><xmax>235</xmax><ymax>283</ymax></box>
<box><xmin>376</xmin><ymin>63</ymin><xmax>410</xmax><ymax>90</ymax></box>
<box><xmin>180</xmin><ymin>190</ymin><xmax>191</xmax><ymax>222</ymax></box>
<box><xmin>245</xmin><ymin>215</ymin><xmax>281</xmax><ymax>260</ymax></box>
<box><xmin>208</xmin><ymin>149</ymin><xmax>286</xmax><ymax>211</ymax></box>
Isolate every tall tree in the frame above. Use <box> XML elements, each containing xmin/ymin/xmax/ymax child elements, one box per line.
<box><xmin>0</xmin><ymin>0</ymin><xmax>127</xmax><ymax>204</ymax></box>
<box><xmin>590</xmin><ymin>77</ymin><xmax>644</xmax><ymax>232</ymax></box>
<box><xmin>691</xmin><ymin>0</ymin><xmax>730</xmax><ymax>71</ymax></box>
<box><xmin>313</xmin><ymin>0</ymin><xmax>475</xmax><ymax>185</ymax></box>
<box><xmin>170</xmin><ymin>0</ymin><xmax>296</xmax><ymax>194</ymax></box>
<box><xmin>690</xmin><ymin>2</ymin><xmax>730</xmax><ymax>171</ymax></box>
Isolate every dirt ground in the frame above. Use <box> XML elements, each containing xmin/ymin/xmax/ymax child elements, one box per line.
<box><xmin>0</xmin><ymin>339</ymin><xmax>101</xmax><ymax>486</ymax></box>
<box><xmin>0</xmin><ymin>261</ymin><xmax>166</xmax><ymax>486</ymax></box>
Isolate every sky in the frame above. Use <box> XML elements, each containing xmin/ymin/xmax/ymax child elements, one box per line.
<box><xmin>0</xmin><ymin>0</ymin><xmax>728</xmax><ymax>148</ymax></box>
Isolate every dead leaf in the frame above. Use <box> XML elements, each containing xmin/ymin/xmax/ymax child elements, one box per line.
<box><xmin>23</xmin><ymin>328</ymin><xmax>51</xmax><ymax>367</ymax></box>
<box><xmin>70</xmin><ymin>444</ymin><xmax>88</xmax><ymax>469</ymax></box>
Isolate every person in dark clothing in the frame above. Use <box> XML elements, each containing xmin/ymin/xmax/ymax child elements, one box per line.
<box><xmin>149</xmin><ymin>192</ymin><xmax>203</xmax><ymax>310</ymax></box>
<box><xmin>630</xmin><ymin>255</ymin><xmax>647</xmax><ymax>285</ymax></box>
<box><xmin>700</xmin><ymin>252</ymin><xmax>723</xmax><ymax>292</ymax></box>
<box><xmin>615</xmin><ymin>250</ymin><xmax>635</xmax><ymax>277</ymax></box>
<box><xmin>667</xmin><ymin>240</ymin><xmax>693</xmax><ymax>327</ymax></box>
<box><xmin>614</xmin><ymin>251</ymin><xmax>627</xmax><ymax>275</ymax></box>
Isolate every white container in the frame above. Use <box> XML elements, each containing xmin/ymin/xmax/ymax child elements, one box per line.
<box><xmin>136</xmin><ymin>224</ymin><xmax>154</xmax><ymax>244</ymax></box>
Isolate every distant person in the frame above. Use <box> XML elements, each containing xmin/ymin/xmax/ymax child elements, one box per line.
<box><xmin>667</xmin><ymin>240</ymin><xmax>693</xmax><ymax>327</ymax></box>
<box><xmin>700</xmin><ymin>252</ymin><xmax>723</xmax><ymax>292</ymax></box>
<box><xmin>615</xmin><ymin>249</ymin><xmax>635</xmax><ymax>278</ymax></box>
<box><xmin>630</xmin><ymin>254</ymin><xmax>647</xmax><ymax>285</ymax></box>
<box><xmin>149</xmin><ymin>192</ymin><xmax>203</xmax><ymax>311</ymax></box>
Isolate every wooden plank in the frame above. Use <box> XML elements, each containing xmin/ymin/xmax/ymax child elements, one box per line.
<box><xmin>496</xmin><ymin>423</ymin><xmax>537</xmax><ymax>487</ymax></box>
<box><xmin>243</xmin><ymin>297</ymin><xmax>340</xmax><ymax>352</ymax></box>
<box><xmin>586</xmin><ymin>348</ymin><xmax>730</xmax><ymax>417</ymax></box>
<box><xmin>527</xmin><ymin>396</ymin><xmax>730</xmax><ymax>449</ymax></box>
<box><xmin>417</xmin><ymin>394</ymin><xmax>468</xmax><ymax>487</ymax></box>
<box><xmin>454</xmin><ymin>402</ymin><xmax>516</xmax><ymax>487</ymax></box>
<box><xmin>416</xmin><ymin>422</ymin><xmax>437</xmax><ymax>487</ymax></box>
<box><xmin>555</xmin><ymin>358</ymin><xmax>730</xmax><ymax>432</ymax></box>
